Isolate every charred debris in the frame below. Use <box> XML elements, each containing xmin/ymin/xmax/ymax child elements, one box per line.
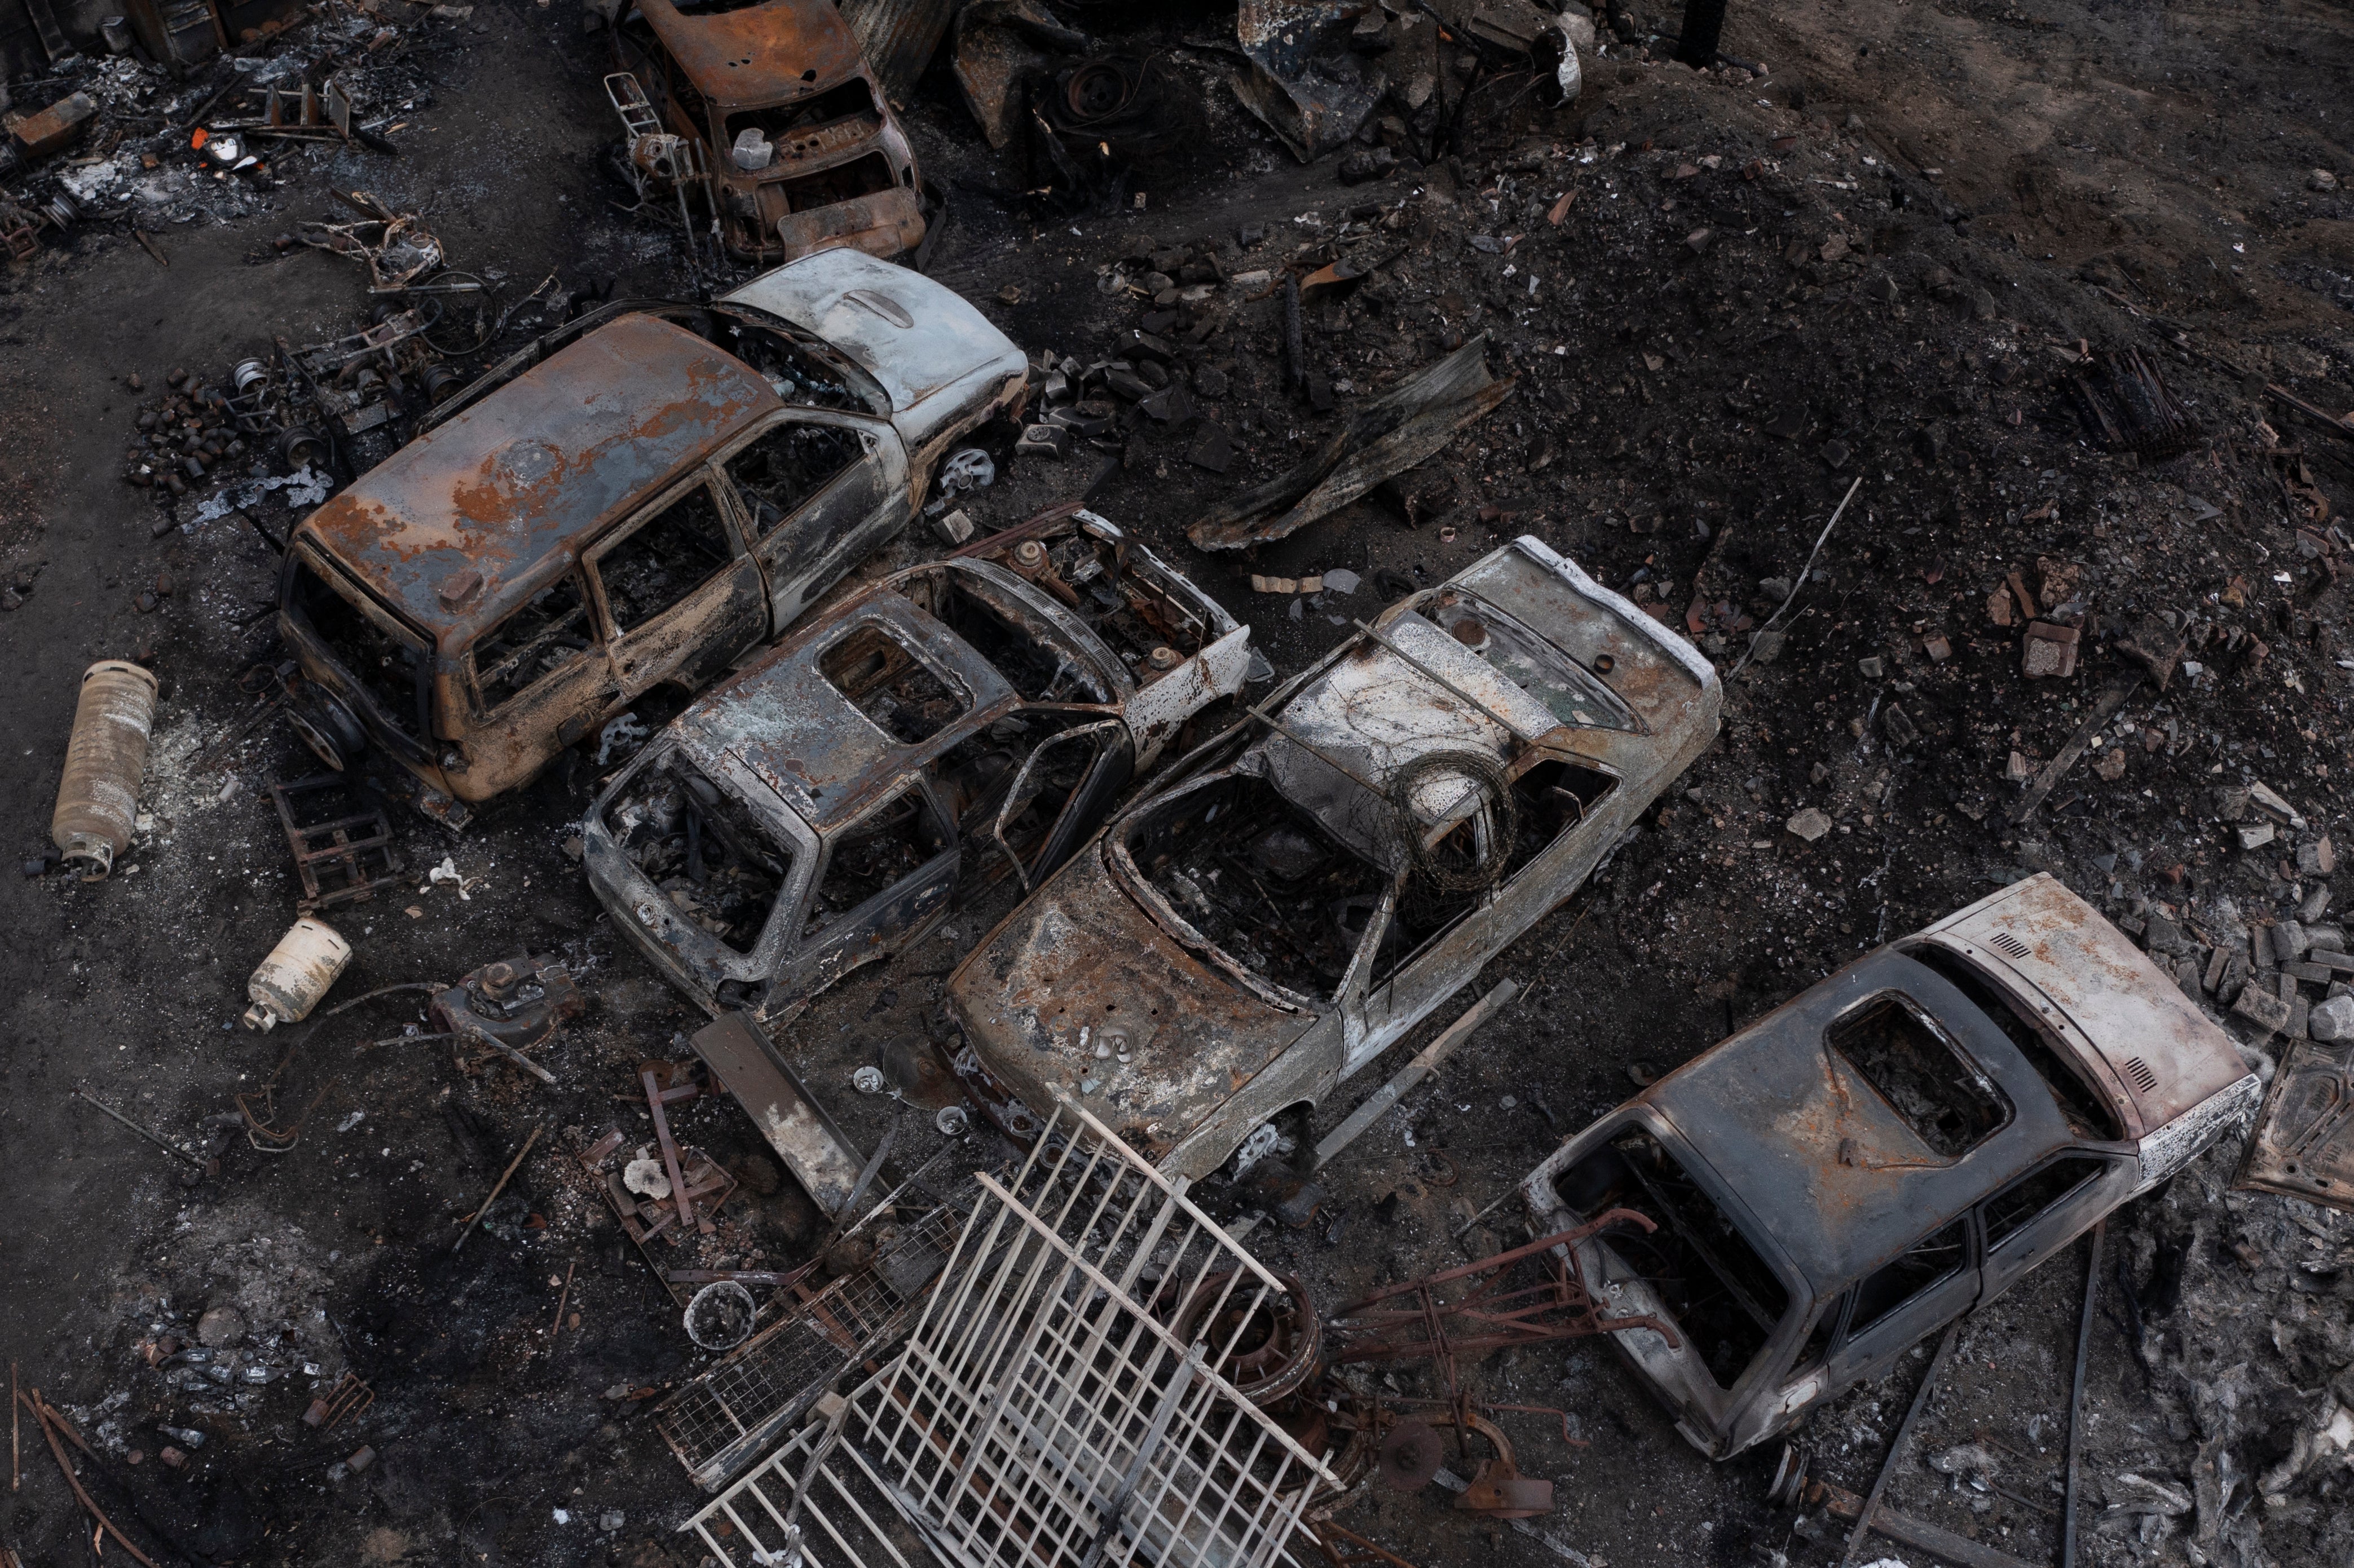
<box><xmin>12</xmin><ymin>2</ymin><xmax>2354</xmax><ymax>1568</ymax></box>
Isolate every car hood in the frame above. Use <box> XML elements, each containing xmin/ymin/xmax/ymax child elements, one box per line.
<box><xmin>721</xmin><ymin>249</ymin><xmax>1022</xmax><ymax>449</ymax></box>
<box><xmin>949</xmin><ymin>841</ymin><xmax>1316</xmax><ymax>1159</ymax></box>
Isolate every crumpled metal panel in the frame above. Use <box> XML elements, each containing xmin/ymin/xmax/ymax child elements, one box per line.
<box><xmin>299</xmin><ymin>313</ymin><xmax>778</xmax><ymax>646</ymax></box>
<box><xmin>2236</xmin><ymin>1041</ymin><xmax>2353</xmax><ymax>1211</ymax></box>
<box><xmin>1917</xmin><ymin>873</ymin><xmax>2250</xmax><ymax>1138</ymax></box>
<box><xmin>837</xmin><ymin>0</ymin><xmax>962</xmax><ymax>107</ymax></box>
<box><xmin>1232</xmin><ymin>0</ymin><xmax>1387</xmax><ymax>163</ymax></box>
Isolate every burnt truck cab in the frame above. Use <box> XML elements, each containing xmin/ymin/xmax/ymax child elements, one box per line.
<box><xmin>581</xmin><ymin>510</ymin><xmax>1250</xmax><ymax>1021</ymax></box>
<box><xmin>280</xmin><ymin>252</ymin><xmax>1023</xmax><ymax>805</ymax></box>
<box><xmin>1520</xmin><ymin>873</ymin><xmax>2263</xmax><ymax>1461</ymax></box>
<box><xmin>947</xmin><ymin>538</ymin><xmax>1721</xmax><ymax>1179</ymax></box>
<box><xmin>612</xmin><ymin>0</ymin><xmax>924</xmax><ymax>263</ymax></box>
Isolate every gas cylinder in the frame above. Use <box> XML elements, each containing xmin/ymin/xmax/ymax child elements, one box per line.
<box><xmin>243</xmin><ymin>917</ymin><xmax>352</xmax><ymax>1031</ymax></box>
<box><xmin>50</xmin><ymin>660</ymin><xmax>159</xmax><ymax>878</ymax></box>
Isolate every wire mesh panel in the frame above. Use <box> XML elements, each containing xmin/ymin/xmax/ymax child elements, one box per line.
<box><xmin>687</xmin><ymin>1094</ymin><xmax>1337</xmax><ymax>1568</ymax></box>
<box><xmin>659</xmin><ymin>1183</ymin><xmax>978</xmax><ymax>1490</ymax></box>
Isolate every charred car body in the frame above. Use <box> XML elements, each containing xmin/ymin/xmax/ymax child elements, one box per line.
<box><xmin>583</xmin><ymin>508</ymin><xmax>1251</xmax><ymax>1021</ymax></box>
<box><xmin>278</xmin><ymin>249</ymin><xmax>1024</xmax><ymax>805</ymax></box>
<box><xmin>947</xmin><ymin>537</ymin><xmax>1722</xmax><ymax>1178</ymax></box>
<box><xmin>1521</xmin><ymin>873</ymin><xmax>2263</xmax><ymax>1460</ymax></box>
<box><xmin>609</xmin><ymin>0</ymin><xmax>925</xmax><ymax>264</ymax></box>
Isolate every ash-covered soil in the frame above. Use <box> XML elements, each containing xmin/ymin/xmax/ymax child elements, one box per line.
<box><xmin>3</xmin><ymin>3</ymin><xmax>2351</xmax><ymax>1567</ymax></box>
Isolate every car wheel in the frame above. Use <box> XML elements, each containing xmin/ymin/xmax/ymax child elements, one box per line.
<box><xmin>287</xmin><ymin>690</ymin><xmax>368</xmax><ymax>772</ymax></box>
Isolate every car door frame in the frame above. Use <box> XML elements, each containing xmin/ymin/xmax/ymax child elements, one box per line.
<box><xmin>1976</xmin><ymin>1150</ymin><xmax>2131</xmax><ymax>1305</ymax></box>
<box><xmin>774</xmin><ymin>774</ymin><xmax>962</xmax><ymax>1008</ymax></box>
<box><xmin>1822</xmin><ymin>1216</ymin><xmax>1983</xmax><ymax>1392</ymax></box>
<box><xmin>985</xmin><ymin>715</ymin><xmax>1136</xmax><ymax>894</ymax></box>
<box><xmin>708</xmin><ymin>405</ymin><xmax>910</xmax><ymax>635</ymax></box>
<box><xmin>581</xmin><ymin>462</ymin><xmax>769</xmax><ymax>701</ymax></box>
<box><xmin>461</xmin><ymin>564</ymin><xmax>619</xmax><ymax>753</ymax></box>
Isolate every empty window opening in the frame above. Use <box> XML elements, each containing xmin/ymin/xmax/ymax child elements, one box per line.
<box><xmin>1425</xmin><ymin>590</ymin><xmax>1636</xmax><ymax>731</ymax></box>
<box><xmin>1500</xmin><ymin>757</ymin><xmax>1617</xmax><ymax>882</ymax></box>
<box><xmin>1848</xmin><ymin>1219</ymin><xmax>1969</xmax><ymax>1336</ymax></box>
<box><xmin>724</xmin><ymin>78</ymin><xmax>880</xmax><ymax>146</ymax></box>
<box><xmin>1793</xmin><ymin>1300</ymin><xmax>1840</xmax><ymax>1374</ymax></box>
<box><xmin>1983</xmin><ymin>1156</ymin><xmax>2107</xmax><ymax>1251</ymax></box>
<box><xmin>599</xmin><ymin>484</ymin><xmax>734</xmax><ymax>633</ymax></box>
<box><xmin>897</xmin><ymin>569</ymin><xmax>1112</xmax><ymax>705</ymax></box>
<box><xmin>726</xmin><ymin>422</ymin><xmax>862</xmax><ymax>536</ymax></box>
<box><xmin>819</xmin><ymin>624</ymin><xmax>968</xmax><ymax>745</ymax></box>
<box><xmin>1904</xmin><ymin>944</ymin><xmax>2124</xmax><ymax>1141</ymax></box>
<box><xmin>1127</xmin><ymin>773</ymin><xmax>1386</xmax><ymax>1000</ymax></box>
<box><xmin>1828</xmin><ymin>997</ymin><xmax>2011</xmax><ymax>1158</ymax></box>
<box><xmin>606</xmin><ymin>752</ymin><xmax>794</xmax><ymax>954</ymax></box>
<box><xmin>473</xmin><ymin>573</ymin><xmax>592</xmax><ymax>710</ymax></box>
<box><xmin>777</xmin><ymin>152</ymin><xmax>894</xmax><ymax>214</ymax></box>
<box><xmin>285</xmin><ymin>556</ymin><xmax>426</xmax><ymax>741</ymax></box>
<box><xmin>806</xmin><ymin>787</ymin><xmax>949</xmax><ymax>937</ymax></box>
<box><xmin>1553</xmin><ymin>1129</ymin><xmax>1790</xmax><ymax>1390</ymax></box>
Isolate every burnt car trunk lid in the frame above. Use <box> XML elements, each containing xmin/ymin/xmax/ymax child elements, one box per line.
<box><xmin>1918</xmin><ymin>872</ymin><xmax>2247</xmax><ymax>1139</ymax></box>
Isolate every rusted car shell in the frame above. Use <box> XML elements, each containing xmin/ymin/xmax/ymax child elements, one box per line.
<box><xmin>628</xmin><ymin>0</ymin><xmax>925</xmax><ymax>264</ymax></box>
<box><xmin>1518</xmin><ymin>877</ymin><xmax>2260</xmax><ymax>1460</ymax></box>
<box><xmin>299</xmin><ymin>313</ymin><xmax>776</xmax><ymax>643</ymax></box>
<box><xmin>720</xmin><ymin>248</ymin><xmax>1028</xmax><ymax>479</ymax></box>
<box><xmin>581</xmin><ymin>541</ymin><xmax>1250</xmax><ymax>1021</ymax></box>
<box><xmin>951</xmin><ymin>537</ymin><xmax>1721</xmax><ymax>1178</ymax></box>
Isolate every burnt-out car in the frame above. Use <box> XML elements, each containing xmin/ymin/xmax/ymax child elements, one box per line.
<box><xmin>1520</xmin><ymin>873</ymin><xmax>2264</xmax><ymax>1461</ymax></box>
<box><xmin>610</xmin><ymin>0</ymin><xmax>924</xmax><ymax>263</ymax></box>
<box><xmin>279</xmin><ymin>250</ymin><xmax>1024</xmax><ymax>805</ymax></box>
<box><xmin>581</xmin><ymin>509</ymin><xmax>1251</xmax><ymax>1020</ymax></box>
<box><xmin>946</xmin><ymin>537</ymin><xmax>1721</xmax><ymax>1178</ymax></box>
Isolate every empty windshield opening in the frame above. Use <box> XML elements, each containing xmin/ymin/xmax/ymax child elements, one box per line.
<box><xmin>1554</xmin><ymin>1129</ymin><xmax>1790</xmax><ymax>1390</ymax></box>
<box><xmin>898</xmin><ymin>569</ymin><xmax>1111</xmax><ymax>705</ymax></box>
<box><xmin>725</xmin><ymin>78</ymin><xmax>879</xmax><ymax>147</ymax></box>
<box><xmin>605</xmin><ymin>752</ymin><xmax>794</xmax><ymax>954</ymax></box>
<box><xmin>286</xmin><ymin>556</ymin><xmax>426</xmax><ymax>742</ymax></box>
<box><xmin>1425</xmin><ymin>589</ymin><xmax>1635</xmax><ymax>731</ymax></box>
<box><xmin>1829</xmin><ymin>996</ymin><xmax>2011</xmax><ymax>1158</ymax></box>
<box><xmin>1904</xmin><ymin>944</ymin><xmax>2125</xmax><ymax>1141</ymax></box>
<box><xmin>819</xmin><ymin>624</ymin><xmax>967</xmax><ymax>745</ymax></box>
<box><xmin>777</xmin><ymin>152</ymin><xmax>896</xmax><ymax>213</ymax></box>
<box><xmin>1128</xmin><ymin>773</ymin><xmax>1386</xmax><ymax>1000</ymax></box>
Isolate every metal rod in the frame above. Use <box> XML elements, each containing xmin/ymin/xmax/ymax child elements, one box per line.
<box><xmin>1350</xmin><ymin>619</ymin><xmax>1527</xmax><ymax>739</ymax></box>
<box><xmin>549</xmin><ymin>1260</ymin><xmax>576</xmax><ymax>1343</ymax></box>
<box><xmin>1244</xmin><ymin>699</ymin><xmax>1385</xmax><ymax>794</ymax></box>
<box><xmin>1316</xmin><ymin>979</ymin><xmax>1519</xmax><ymax>1169</ymax></box>
<box><xmin>22</xmin><ymin>1395</ymin><xmax>160</xmax><ymax>1568</ymax></box>
<box><xmin>70</xmin><ymin>1090</ymin><xmax>207</xmax><ymax>1169</ymax></box>
<box><xmin>2062</xmin><ymin>1220</ymin><xmax>2104</xmax><ymax>1568</ymax></box>
<box><xmin>643</xmin><ymin>1069</ymin><xmax>696</xmax><ymax>1231</ymax></box>
<box><xmin>1839</xmin><ymin>1317</ymin><xmax>1962</xmax><ymax>1567</ymax></box>
<box><xmin>10</xmin><ymin>1359</ymin><xmax>17</xmax><ymax>1492</ymax></box>
<box><xmin>452</xmin><ymin>1125</ymin><xmax>541</xmax><ymax>1253</ymax></box>
<box><xmin>1731</xmin><ymin>476</ymin><xmax>1863</xmax><ymax>678</ymax></box>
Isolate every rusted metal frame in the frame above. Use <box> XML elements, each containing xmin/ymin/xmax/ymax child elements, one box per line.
<box><xmin>1337</xmin><ymin>1209</ymin><xmax>1656</xmax><ymax>1309</ymax></box>
<box><xmin>272</xmin><ymin>775</ymin><xmax>402</xmax><ymax>910</ymax></box>
<box><xmin>645</xmin><ymin>1067</ymin><xmax>700</xmax><ymax>1232</ymax></box>
<box><xmin>1837</xmin><ymin>1317</ymin><xmax>1964</xmax><ymax>1568</ymax></box>
<box><xmin>2061</xmin><ymin>1220</ymin><xmax>2103</xmax><ymax>1568</ymax></box>
<box><xmin>1311</xmin><ymin>1520</ymin><xmax>1424</xmax><ymax>1568</ymax></box>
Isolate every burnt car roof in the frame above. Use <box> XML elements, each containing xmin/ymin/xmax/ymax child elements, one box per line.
<box><xmin>299</xmin><ymin>313</ymin><xmax>779</xmax><ymax>644</ymax></box>
<box><xmin>667</xmin><ymin>563</ymin><xmax>1112</xmax><ymax>833</ymax></box>
<box><xmin>638</xmin><ymin>0</ymin><xmax>865</xmax><ymax>111</ymax></box>
<box><xmin>1643</xmin><ymin>947</ymin><xmax>2082</xmax><ymax>1297</ymax></box>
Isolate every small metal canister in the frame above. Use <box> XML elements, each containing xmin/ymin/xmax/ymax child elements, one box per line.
<box><xmin>243</xmin><ymin>917</ymin><xmax>352</xmax><ymax>1031</ymax></box>
<box><xmin>50</xmin><ymin>659</ymin><xmax>159</xmax><ymax>878</ymax></box>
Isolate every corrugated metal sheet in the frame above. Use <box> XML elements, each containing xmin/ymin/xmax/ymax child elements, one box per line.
<box><xmin>840</xmin><ymin>0</ymin><xmax>960</xmax><ymax>107</ymax></box>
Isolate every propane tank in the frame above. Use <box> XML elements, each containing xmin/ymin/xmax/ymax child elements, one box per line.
<box><xmin>50</xmin><ymin>660</ymin><xmax>159</xmax><ymax>878</ymax></box>
<box><xmin>243</xmin><ymin>917</ymin><xmax>352</xmax><ymax>1031</ymax></box>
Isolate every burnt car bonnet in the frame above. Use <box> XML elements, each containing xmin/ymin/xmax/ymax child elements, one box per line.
<box><xmin>636</xmin><ymin>0</ymin><xmax>865</xmax><ymax>111</ymax></box>
<box><xmin>1643</xmin><ymin>947</ymin><xmax>2082</xmax><ymax>1294</ymax></box>
<box><xmin>950</xmin><ymin>846</ymin><xmax>1317</xmax><ymax>1144</ymax></box>
<box><xmin>299</xmin><ymin>313</ymin><xmax>779</xmax><ymax>644</ymax></box>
